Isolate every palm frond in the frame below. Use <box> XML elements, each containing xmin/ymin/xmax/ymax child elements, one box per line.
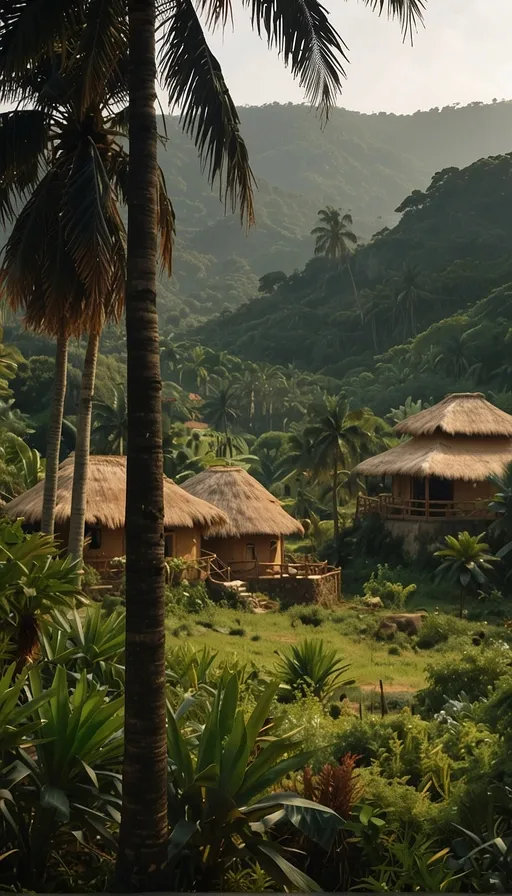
<box><xmin>61</xmin><ymin>139</ymin><xmax>117</xmax><ymax>309</ymax></box>
<box><xmin>0</xmin><ymin>109</ymin><xmax>47</xmax><ymax>227</ymax></box>
<box><xmin>158</xmin><ymin>0</ymin><xmax>256</xmax><ymax>226</ymax></box>
<box><xmin>72</xmin><ymin>0</ymin><xmax>127</xmax><ymax>112</ymax></box>
<box><xmin>243</xmin><ymin>0</ymin><xmax>347</xmax><ymax>119</ymax></box>
<box><xmin>362</xmin><ymin>0</ymin><xmax>425</xmax><ymax>42</ymax></box>
<box><xmin>0</xmin><ymin>0</ymin><xmax>83</xmax><ymax>102</ymax></box>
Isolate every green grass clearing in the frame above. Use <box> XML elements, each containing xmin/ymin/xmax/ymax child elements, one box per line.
<box><xmin>164</xmin><ymin>599</ymin><xmax>502</xmax><ymax>701</ymax></box>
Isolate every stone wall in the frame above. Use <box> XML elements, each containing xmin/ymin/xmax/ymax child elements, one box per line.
<box><xmin>385</xmin><ymin>518</ymin><xmax>488</xmax><ymax>558</ymax></box>
<box><xmin>246</xmin><ymin>573</ymin><xmax>341</xmax><ymax>608</ymax></box>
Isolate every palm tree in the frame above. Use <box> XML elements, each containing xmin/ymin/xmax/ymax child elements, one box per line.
<box><xmin>311</xmin><ymin>205</ymin><xmax>360</xmax><ymax>318</ymax></box>
<box><xmin>0</xmin><ymin>0</ymin><xmax>425</xmax><ymax>885</ymax></box>
<box><xmin>0</xmin><ymin>40</ymin><xmax>173</xmax><ymax>560</ymax></box>
<box><xmin>93</xmin><ymin>384</ymin><xmax>127</xmax><ymax>454</ymax></box>
<box><xmin>305</xmin><ymin>395</ymin><xmax>382</xmax><ymax>540</ymax></box>
<box><xmin>202</xmin><ymin>380</ymin><xmax>240</xmax><ymax>457</ymax></box>
<box><xmin>392</xmin><ymin>264</ymin><xmax>429</xmax><ymax>339</ymax></box>
<box><xmin>435</xmin><ymin>531</ymin><xmax>499</xmax><ymax>618</ymax></box>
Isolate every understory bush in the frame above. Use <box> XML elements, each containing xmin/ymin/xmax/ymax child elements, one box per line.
<box><xmin>415</xmin><ymin>613</ymin><xmax>469</xmax><ymax>649</ymax></box>
<box><xmin>165</xmin><ymin>581</ymin><xmax>214</xmax><ymax>615</ymax></box>
<box><xmin>362</xmin><ymin>564</ymin><xmax>417</xmax><ymax>609</ymax></box>
<box><xmin>417</xmin><ymin>643</ymin><xmax>512</xmax><ymax>714</ymax></box>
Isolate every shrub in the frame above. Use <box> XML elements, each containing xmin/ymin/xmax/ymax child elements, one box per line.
<box><xmin>417</xmin><ymin>644</ymin><xmax>512</xmax><ymax>715</ymax></box>
<box><xmin>415</xmin><ymin>613</ymin><xmax>468</xmax><ymax>649</ymax></box>
<box><xmin>165</xmin><ymin>581</ymin><xmax>214</xmax><ymax>615</ymax></box>
<box><xmin>362</xmin><ymin>564</ymin><xmax>416</xmax><ymax>609</ymax></box>
<box><xmin>229</xmin><ymin>626</ymin><xmax>246</xmax><ymax>637</ymax></box>
<box><xmin>288</xmin><ymin>605</ymin><xmax>326</xmax><ymax>628</ymax></box>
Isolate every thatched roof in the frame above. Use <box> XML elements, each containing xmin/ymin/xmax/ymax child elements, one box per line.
<box><xmin>4</xmin><ymin>455</ymin><xmax>229</xmax><ymax>531</ymax></box>
<box><xmin>181</xmin><ymin>466</ymin><xmax>304</xmax><ymax>538</ymax></box>
<box><xmin>395</xmin><ymin>393</ymin><xmax>512</xmax><ymax>437</ymax></box>
<box><xmin>355</xmin><ymin>436</ymin><xmax>512</xmax><ymax>481</ymax></box>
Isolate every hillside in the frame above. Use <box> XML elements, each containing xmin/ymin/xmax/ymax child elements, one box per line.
<box><xmin>159</xmin><ymin>101</ymin><xmax>512</xmax><ymax>322</ymax></box>
<box><xmin>195</xmin><ymin>152</ymin><xmax>512</xmax><ymax>414</ymax></box>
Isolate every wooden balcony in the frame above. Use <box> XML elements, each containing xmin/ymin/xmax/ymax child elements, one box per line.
<box><xmin>356</xmin><ymin>493</ymin><xmax>495</xmax><ymax>522</ymax></box>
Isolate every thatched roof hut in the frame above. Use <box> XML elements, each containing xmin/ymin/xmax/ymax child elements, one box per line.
<box><xmin>394</xmin><ymin>392</ymin><xmax>512</xmax><ymax>438</ymax></box>
<box><xmin>356</xmin><ymin>393</ymin><xmax>512</xmax><ymax>481</ymax></box>
<box><xmin>181</xmin><ymin>466</ymin><xmax>304</xmax><ymax>539</ymax></box>
<box><xmin>355</xmin><ymin>436</ymin><xmax>512</xmax><ymax>481</ymax></box>
<box><xmin>4</xmin><ymin>455</ymin><xmax>228</xmax><ymax>531</ymax></box>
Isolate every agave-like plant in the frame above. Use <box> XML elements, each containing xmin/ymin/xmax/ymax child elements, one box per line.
<box><xmin>166</xmin><ymin>675</ymin><xmax>345</xmax><ymax>891</ymax></box>
<box><xmin>275</xmin><ymin>638</ymin><xmax>355</xmax><ymax>702</ymax></box>
<box><xmin>0</xmin><ymin>519</ymin><xmax>85</xmax><ymax>668</ymax></box>
<box><xmin>2</xmin><ymin>665</ymin><xmax>123</xmax><ymax>889</ymax></box>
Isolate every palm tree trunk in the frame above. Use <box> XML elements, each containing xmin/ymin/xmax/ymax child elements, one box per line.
<box><xmin>332</xmin><ymin>453</ymin><xmax>339</xmax><ymax>541</ymax></box>
<box><xmin>117</xmin><ymin>0</ymin><xmax>168</xmax><ymax>887</ymax></box>
<box><xmin>346</xmin><ymin>259</ymin><xmax>362</xmax><ymax>323</ymax></box>
<box><xmin>67</xmin><ymin>331</ymin><xmax>99</xmax><ymax>563</ymax></box>
<box><xmin>41</xmin><ymin>332</ymin><xmax>68</xmax><ymax>536</ymax></box>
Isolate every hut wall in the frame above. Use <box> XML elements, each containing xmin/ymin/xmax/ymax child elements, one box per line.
<box><xmin>453</xmin><ymin>479</ymin><xmax>494</xmax><ymax>504</ymax></box>
<box><xmin>202</xmin><ymin>534</ymin><xmax>283</xmax><ymax>568</ymax></box>
<box><xmin>55</xmin><ymin>523</ymin><xmax>125</xmax><ymax>566</ymax></box>
<box><xmin>391</xmin><ymin>475</ymin><xmax>411</xmax><ymax>503</ymax></box>
<box><xmin>174</xmin><ymin>528</ymin><xmax>200</xmax><ymax>561</ymax></box>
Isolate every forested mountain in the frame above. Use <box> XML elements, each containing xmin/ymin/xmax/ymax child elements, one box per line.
<box><xmin>158</xmin><ymin>101</ymin><xmax>512</xmax><ymax>323</ymax></box>
<box><xmin>195</xmin><ymin>152</ymin><xmax>512</xmax><ymax>415</ymax></box>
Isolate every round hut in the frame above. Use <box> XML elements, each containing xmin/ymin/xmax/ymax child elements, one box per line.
<box><xmin>4</xmin><ymin>455</ymin><xmax>228</xmax><ymax>570</ymax></box>
<box><xmin>180</xmin><ymin>466</ymin><xmax>304</xmax><ymax>575</ymax></box>
<box><xmin>354</xmin><ymin>393</ymin><xmax>512</xmax><ymax>549</ymax></box>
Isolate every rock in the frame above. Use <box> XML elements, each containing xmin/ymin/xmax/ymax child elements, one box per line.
<box><xmin>383</xmin><ymin>613</ymin><xmax>427</xmax><ymax>636</ymax></box>
<box><xmin>362</xmin><ymin>596</ymin><xmax>384</xmax><ymax>609</ymax></box>
<box><xmin>376</xmin><ymin>620</ymin><xmax>398</xmax><ymax>640</ymax></box>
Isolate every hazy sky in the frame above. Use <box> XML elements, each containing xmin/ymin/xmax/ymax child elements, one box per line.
<box><xmin>163</xmin><ymin>0</ymin><xmax>512</xmax><ymax>114</ymax></box>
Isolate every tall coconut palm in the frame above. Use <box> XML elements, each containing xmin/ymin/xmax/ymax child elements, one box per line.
<box><xmin>305</xmin><ymin>395</ymin><xmax>383</xmax><ymax>540</ymax></box>
<box><xmin>0</xmin><ymin>0</ymin><xmax>426</xmax><ymax>886</ymax></box>
<box><xmin>0</xmin><ymin>41</ymin><xmax>173</xmax><ymax>561</ymax></box>
<box><xmin>311</xmin><ymin>205</ymin><xmax>360</xmax><ymax>318</ymax></box>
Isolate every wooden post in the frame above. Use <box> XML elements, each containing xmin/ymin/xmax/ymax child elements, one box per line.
<box><xmin>379</xmin><ymin>679</ymin><xmax>388</xmax><ymax>717</ymax></box>
<box><xmin>425</xmin><ymin>477</ymin><xmax>430</xmax><ymax>519</ymax></box>
<box><xmin>359</xmin><ymin>700</ymin><xmax>363</xmax><ymax>721</ymax></box>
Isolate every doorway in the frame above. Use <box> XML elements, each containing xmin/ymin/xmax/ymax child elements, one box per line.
<box><xmin>412</xmin><ymin>477</ymin><xmax>426</xmax><ymax>515</ymax></box>
<box><xmin>429</xmin><ymin>477</ymin><xmax>454</xmax><ymax>516</ymax></box>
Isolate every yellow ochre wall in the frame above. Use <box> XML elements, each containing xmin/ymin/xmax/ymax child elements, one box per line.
<box><xmin>391</xmin><ymin>475</ymin><xmax>411</xmax><ymax>503</ymax></box>
<box><xmin>54</xmin><ymin>523</ymin><xmax>200</xmax><ymax>565</ymax></box>
<box><xmin>201</xmin><ymin>534</ymin><xmax>283</xmax><ymax>566</ymax></box>
<box><xmin>453</xmin><ymin>479</ymin><xmax>494</xmax><ymax>503</ymax></box>
<box><xmin>172</xmin><ymin>528</ymin><xmax>200</xmax><ymax>561</ymax></box>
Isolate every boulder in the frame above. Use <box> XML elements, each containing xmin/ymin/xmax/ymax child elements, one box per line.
<box><xmin>376</xmin><ymin>620</ymin><xmax>398</xmax><ymax>640</ymax></box>
<box><xmin>362</xmin><ymin>596</ymin><xmax>384</xmax><ymax>610</ymax></box>
<box><xmin>384</xmin><ymin>613</ymin><xmax>427</xmax><ymax>636</ymax></box>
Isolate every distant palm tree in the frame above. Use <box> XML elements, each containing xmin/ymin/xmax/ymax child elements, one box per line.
<box><xmin>202</xmin><ymin>381</ymin><xmax>240</xmax><ymax>457</ymax></box>
<box><xmin>93</xmin><ymin>385</ymin><xmax>128</xmax><ymax>455</ymax></box>
<box><xmin>393</xmin><ymin>264</ymin><xmax>429</xmax><ymax>339</ymax></box>
<box><xmin>311</xmin><ymin>206</ymin><xmax>360</xmax><ymax>319</ymax></box>
<box><xmin>305</xmin><ymin>395</ymin><xmax>382</xmax><ymax>540</ymax></box>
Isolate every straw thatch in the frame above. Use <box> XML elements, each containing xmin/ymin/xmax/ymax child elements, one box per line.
<box><xmin>180</xmin><ymin>467</ymin><xmax>304</xmax><ymax>538</ymax></box>
<box><xmin>355</xmin><ymin>436</ymin><xmax>512</xmax><ymax>481</ymax></box>
<box><xmin>4</xmin><ymin>455</ymin><xmax>229</xmax><ymax>531</ymax></box>
<box><xmin>395</xmin><ymin>393</ymin><xmax>512</xmax><ymax>437</ymax></box>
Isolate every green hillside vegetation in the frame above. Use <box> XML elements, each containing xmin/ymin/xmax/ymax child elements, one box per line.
<box><xmin>196</xmin><ymin>152</ymin><xmax>512</xmax><ymax>415</ymax></box>
<box><xmin>156</xmin><ymin>101</ymin><xmax>512</xmax><ymax>323</ymax></box>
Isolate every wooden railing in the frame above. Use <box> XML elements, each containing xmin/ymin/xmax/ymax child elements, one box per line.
<box><xmin>356</xmin><ymin>493</ymin><xmax>494</xmax><ymax>521</ymax></box>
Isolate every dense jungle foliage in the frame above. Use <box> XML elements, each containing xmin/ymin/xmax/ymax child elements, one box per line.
<box><xmin>148</xmin><ymin>101</ymin><xmax>512</xmax><ymax>322</ymax></box>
